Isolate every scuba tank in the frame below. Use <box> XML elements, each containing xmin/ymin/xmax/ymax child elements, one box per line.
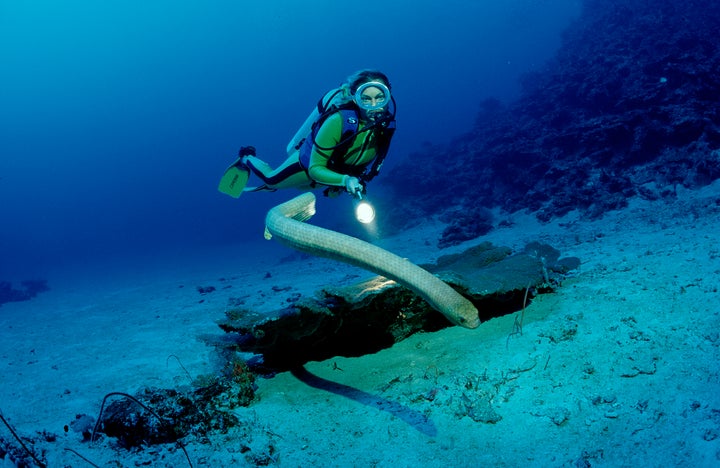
<box><xmin>286</xmin><ymin>88</ymin><xmax>346</xmax><ymax>156</ymax></box>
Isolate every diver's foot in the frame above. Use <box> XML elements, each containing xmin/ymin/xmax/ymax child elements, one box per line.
<box><xmin>235</xmin><ymin>146</ymin><xmax>256</xmax><ymax>169</ymax></box>
<box><xmin>238</xmin><ymin>146</ymin><xmax>256</xmax><ymax>157</ymax></box>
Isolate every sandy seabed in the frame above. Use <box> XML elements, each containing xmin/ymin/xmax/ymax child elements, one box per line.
<box><xmin>1</xmin><ymin>181</ymin><xmax>719</xmax><ymax>467</ymax></box>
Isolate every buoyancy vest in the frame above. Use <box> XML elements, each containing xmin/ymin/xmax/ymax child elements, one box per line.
<box><xmin>292</xmin><ymin>90</ymin><xmax>396</xmax><ymax>184</ymax></box>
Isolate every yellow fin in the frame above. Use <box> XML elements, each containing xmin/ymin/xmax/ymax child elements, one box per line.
<box><xmin>218</xmin><ymin>159</ymin><xmax>250</xmax><ymax>198</ymax></box>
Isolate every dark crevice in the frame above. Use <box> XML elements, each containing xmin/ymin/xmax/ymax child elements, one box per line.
<box><xmin>218</xmin><ymin>286</ymin><xmax>533</xmax><ymax>375</ymax></box>
<box><xmin>212</xmin><ymin>242</ymin><xmax>578</xmax><ymax>375</ymax></box>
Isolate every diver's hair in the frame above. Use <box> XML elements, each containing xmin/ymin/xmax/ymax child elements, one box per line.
<box><xmin>336</xmin><ymin>69</ymin><xmax>392</xmax><ymax>103</ymax></box>
<box><xmin>345</xmin><ymin>69</ymin><xmax>391</xmax><ymax>93</ymax></box>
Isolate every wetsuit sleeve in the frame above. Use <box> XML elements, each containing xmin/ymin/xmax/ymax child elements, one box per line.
<box><xmin>307</xmin><ymin>113</ymin><xmax>347</xmax><ymax>187</ymax></box>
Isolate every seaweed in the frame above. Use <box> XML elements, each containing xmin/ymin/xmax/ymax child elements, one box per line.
<box><xmin>506</xmin><ymin>282</ymin><xmax>532</xmax><ymax>348</ymax></box>
<box><xmin>0</xmin><ymin>409</ymin><xmax>47</xmax><ymax>467</ymax></box>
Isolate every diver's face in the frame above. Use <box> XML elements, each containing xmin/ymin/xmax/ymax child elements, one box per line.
<box><xmin>357</xmin><ymin>84</ymin><xmax>388</xmax><ymax>121</ymax></box>
<box><xmin>354</xmin><ymin>81</ymin><xmax>391</xmax><ymax>121</ymax></box>
<box><xmin>358</xmin><ymin>85</ymin><xmax>387</xmax><ymax>109</ymax></box>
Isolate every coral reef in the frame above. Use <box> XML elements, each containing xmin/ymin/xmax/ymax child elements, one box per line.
<box><xmin>91</xmin><ymin>360</ymin><xmax>256</xmax><ymax>450</ymax></box>
<box><xmin>384</xmin><ymin>0</ymin><xmax>720</xmax><ymax>240</ymax></box>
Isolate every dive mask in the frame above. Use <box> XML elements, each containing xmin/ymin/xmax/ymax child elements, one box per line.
<box><xmin>353</xmin><ymin>81</ymin><xmax>391</xmax><ymax>112</ymax></box>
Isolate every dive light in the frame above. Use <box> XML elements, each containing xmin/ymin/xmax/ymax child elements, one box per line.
<box><xmin>353</xmin><ymin>190</ymin><xmax>376</xmax><ymax>224</ymax></box>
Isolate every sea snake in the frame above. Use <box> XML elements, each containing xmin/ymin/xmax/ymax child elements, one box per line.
<box><xmin>264</xmin><ymin>193</ymin><xmax>480</xmax><ymax>329</ymax></box>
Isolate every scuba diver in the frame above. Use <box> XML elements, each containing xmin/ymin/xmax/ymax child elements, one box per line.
<box><xmin>218</xmin><ymin>69</ymin><xmax>396</xmax><ymax>199</ymax></box>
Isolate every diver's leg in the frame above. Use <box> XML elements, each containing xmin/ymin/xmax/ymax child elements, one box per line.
<box><xmin>243</xmin><ymin>155</ymin><xmax>274</xmax><ymax>175</ymax></box>
<box><xmin>244</xmin><ymin>154</ymin><xmax>313</xmax><ymax>190</ymax></box>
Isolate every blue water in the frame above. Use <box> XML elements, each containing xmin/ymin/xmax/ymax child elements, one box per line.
<box><xmin>0</xmin><ymin>0</ymin><xmax>580</xmax><ymax>281</ymax></box>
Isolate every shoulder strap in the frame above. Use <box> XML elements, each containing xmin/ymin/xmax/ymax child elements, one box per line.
<box><xmin>300</xmin><ymin>97</ymin><xmax>397</xmax><ymax>182</ymax></box>
<box><xmin>328</xmin><ymin>108</ymin><xmax>360</xmax><ymax>163</ymax></box>
<box><xmin>318</xmin><ymin>88</ymin><xmax>344</xmax><ymax>113</ymax></box>
<box><xmin>298</xmin><ymin>107</ymin><xmax>356</xmax><ymax>170</ymax></box>
<box><xmin>362</xmin><ymin>119</ymin><xmax>396</xmax><ymax>183</ymax></box>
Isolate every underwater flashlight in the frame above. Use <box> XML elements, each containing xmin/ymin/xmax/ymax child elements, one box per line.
<box><xmin>355</xmin><ymin>200</ymin><xmax>376</xmax><ymax>224</ymax></box>
<box><xmin>353</xmin><ymin>191</ymin><xmax>376</xmax><ymax>224</ymax></box>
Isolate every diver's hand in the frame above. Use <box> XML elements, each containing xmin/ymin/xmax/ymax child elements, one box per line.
<box><xmin>343</xmin><ymin>176</ymin><xmax>363</xmax><ymax>195</ymax></box>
